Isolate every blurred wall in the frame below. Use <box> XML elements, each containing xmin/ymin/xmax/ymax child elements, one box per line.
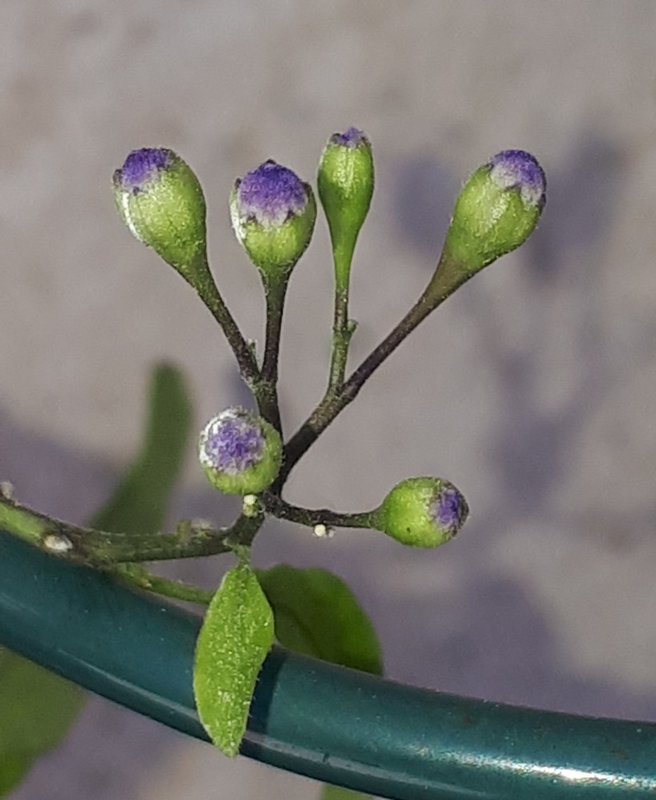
<box><xmin>3</xmin><ymin>1</ymin><xmax>656</xmax><ymax>798</ymax></box>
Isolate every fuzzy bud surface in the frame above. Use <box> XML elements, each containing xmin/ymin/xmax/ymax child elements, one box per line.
<box><xmin>199</xmin><ymin>408</ymin><xmax>282</xmax><ymax>495</ymax></box>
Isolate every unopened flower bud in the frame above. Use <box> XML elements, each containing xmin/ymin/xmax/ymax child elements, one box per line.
<box><xmin>113</xmin><ymin>148</ymin><xmax>207</xmax><ymax>275</ymax></box>
<box><xmin>198</xmin><ymin>408</ymin><xmax>282</xmax><ymax>496</ymax></box>
<box><xmin>373</xmin><ymin>477</ymin><xmax>469</xmax><ymax>548</ymax></box>
<box><xmin>443</xmin><ymin>149</ymin><xmax>546</xmax><ymax>273</ymax></box>
<box><xmin>230</xmin><ymin>160</ymin><xmax>316</xmax><ymax>281</ymax></box>
<box><xmin>318</xmin><ymin>127</ymin><xmax>373</xmax><ymax>289</ymax></box>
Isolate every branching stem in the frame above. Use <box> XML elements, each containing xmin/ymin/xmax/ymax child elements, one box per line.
<box><xmin>262</xmin><ymin>492</ymin><xmax>376</xmax><ymax>531</ymax></box>
<box><xmin>278</xmin><ymin>254</ymin><xmax>467</xmax><ymax>484</ymax></box>
<box><xmin>0</xmin><ymin>495</ymin><xmax>263</xmax><ymax>568</ymax></box>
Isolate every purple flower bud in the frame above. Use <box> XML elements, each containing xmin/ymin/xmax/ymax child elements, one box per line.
<box><xmin>489</xmin><ymin>149</ymin><xmax>546</xmax><ymax>210</ymax></box>
<box><xmin>198</xmin><ymin>408</ymin><xmax>282</xmax><ymax>495</ymax></box>
<box><xmin>113</xmin><ymin>147</ymin><xmax>207</xmax><ymax>273</ymax></box>
<box><xmin>440</xmin><ymin>148</ymin><xmax>546</xmax><ymax>276</ymax></box>
<box><xmin>234</xmin><ymin>160</ymin><xmax>309</xmax><ymax>229</ymax></box>
<box><xmin>230</xmin><ymin>160</ymin><xmax>316</xmax><ymax>278</ymax></box>
<box><xmin>200</xmin><ymin>410</ymin><xmax>264</xmax><ymax>475</ymax></box>
<box><xmin>375</xmin><ymin>477</ymin><xmax>469</xmax><ymax>548</ymax></box>
<box><xmin>116</xmin><ymin>148</ymin><xmax>174</xmax><ymax>194</ymax></box>
<box><xmin>329</xmin><ymin>127</ymin><xmax>369</xmax><ymax>149</ymax></box>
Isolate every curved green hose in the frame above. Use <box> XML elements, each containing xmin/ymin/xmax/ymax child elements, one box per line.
<box><xmin>0</xmin><ymin>531</ymin><xmax>655</xmax><ymax>799</ymax></box>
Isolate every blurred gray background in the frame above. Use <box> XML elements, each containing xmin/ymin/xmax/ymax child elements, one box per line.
<box><xmin>3</xmin><ymin>1</ymin><xmax>656</xmax><ymax>797</ymax></box>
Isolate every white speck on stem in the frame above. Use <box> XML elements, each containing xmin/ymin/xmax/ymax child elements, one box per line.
<box><xmin>0</xmin><ymin>481</ymin><xmax>14</xmax><ymax>500</ymax></box>
<box><xmin>43</xmin><ymin>533</ymin><xmax>74</xmax><ymax>553</ymax></box>
<box><xmin>242</xmin><ymin>494</ymin><xmax>259</xmax><ymax>518</ymax></box>
<box><xmin>313</xmin><ymin>524</ymin><xmax>334</xmax><ymax>539</ymax></box>
<box><xmin>190</xmin><ymin>518</ymin><xmax>213</xmax><ymax>529</ymax></box>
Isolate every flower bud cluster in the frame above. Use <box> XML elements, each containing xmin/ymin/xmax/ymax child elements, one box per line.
<box><xmin>112</xmin><ymin>133</ymin><xmax>547</xmax><ymax>553</ymax></box>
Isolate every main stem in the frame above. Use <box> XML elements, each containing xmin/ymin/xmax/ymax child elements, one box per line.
<box><xmin>278</xmin><ymin>254</ymin><xmax>470</xmax><ymax>484</ymax></box>
<box><xmin>0</xmin><ymin>495</ymin><xmax>262</xmax><ymax>567</ymax></box>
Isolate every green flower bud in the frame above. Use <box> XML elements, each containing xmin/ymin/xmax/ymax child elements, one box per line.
<box><xmin>113</xmin><ymin>148</ymin><xmax>207</xmax><ymax>275</ymax></box>
<box><xmin>318</xmin><ymin>127</ymin><xmax>374</xmax><ymax>289</ymax></box>
<box><xmin>230</xmin><ymin>160</ymin><xmax>316</xmax><ymax>281</ymax></box>
<box><xmin>373</xmin><ymin>477</ymin><xmax>469</xmax><ymax>548</ymax></box>
<box><xmin>198</xmin><ymin>408</ymin><xmax>282</xmax><ymax>496</ymax></box>
<box><xmin>443</xmin><ymin>149</ymin><xmax>546</xmax><ymax>273</ymax></box>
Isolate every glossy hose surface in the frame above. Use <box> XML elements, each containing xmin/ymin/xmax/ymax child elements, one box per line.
<box><xmin>1</xmin><ymin>531</ymin><xmax>655</xmax><ymax>799</ymax></box>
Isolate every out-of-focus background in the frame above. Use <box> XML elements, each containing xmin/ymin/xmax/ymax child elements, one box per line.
<box><xmin>3</xmin><ymin>1</ymin><xmax>656</xmax><ymax>797</ymax></box>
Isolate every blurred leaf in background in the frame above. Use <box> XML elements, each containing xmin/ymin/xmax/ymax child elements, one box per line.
<box><xmin>91</xmin><ymin>362</ymin><xmax>193</xmax><ymax>534</ymax></box>
<box><xmin>257</xmin><ymin>565</ymin><xmax>383</xmax><ymax>674</ymax></box>
<box><xmin>0</xmin><ymin>363</ymin><xmax>193</xmax><ymax>795</ymax></box>
<box><xmin>0</xmin><ymin>650</ymin><xmax>84</xmax><ymax>797</ymax></box>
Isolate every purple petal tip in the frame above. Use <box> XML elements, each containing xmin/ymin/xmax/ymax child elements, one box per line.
<box><xmin>118</xmin><ymin>148</ymin><xmax>173</xmax><ymax>193</ymax></box>
<box><xmin>330</xmin><ymin>127</ymin><xmax>368</xmax><ymax>149</ymax></box>
<box><xmin>432</xmin><ymin>484</ymin><xmax>468</xmax><ymax>535</ymax></box>
<box><xmin>199</xmin><ymin>410</ymin><xmax>264</xmax><ymax>475</ymax></box>
<box><xmin>235</xmin><ymin>160</ymin><xmax>308</xmax><ymax>228</ymax></box>
<box><xmin>489</xmin><ymin>149</ymin><xmax>546</xmax><ymax>209</ymax></box>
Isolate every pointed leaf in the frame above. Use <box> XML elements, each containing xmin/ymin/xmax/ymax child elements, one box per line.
<box><xmin>194</xmin><ymin>564</ymin><xmax>274</xmax><ymax>757</ymax></box>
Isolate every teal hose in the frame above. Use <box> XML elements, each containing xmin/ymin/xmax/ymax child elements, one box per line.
<box><xmin>1</xmin><ymin>530</ymin><xmax>655</xmax><ymax>799</ymax></box>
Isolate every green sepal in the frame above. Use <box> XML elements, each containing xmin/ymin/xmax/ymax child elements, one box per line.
<box><xmin>193</xmin><ymin>563</ymin><xmax>274</xmax><ymax>757</ymax></box>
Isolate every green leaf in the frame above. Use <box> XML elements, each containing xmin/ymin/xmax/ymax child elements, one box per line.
<box><xmin>257</xmin><ymin>565</ymin><xmax>383</xmax><ymax>675</ymax></box>
<box><xmin>194</xmin><ymin>563</ymin><xmax>274</xmax><ymax>757</ymax></box>
<box><xmin>0</xmin><ymin>648</ymin><xmax>84</xmax><ymax>797</ymax></box>
<box><xmin>91</xmin><ymin>362</ymin><xmax>193</xmax><ymax>534</ymax></box>
<box><xmin>0</xmin><ymin>755</ymin><xmax>31</xmax><ymax>796</ymax></box>
<box><xmin>0</xmin><ymin>364</ymin><xmax>193</xmax><ymax>795</ymax></box>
